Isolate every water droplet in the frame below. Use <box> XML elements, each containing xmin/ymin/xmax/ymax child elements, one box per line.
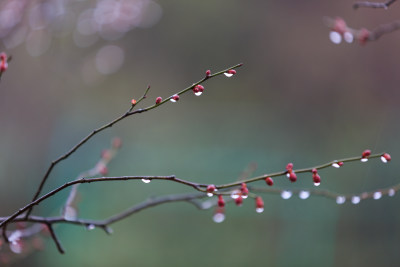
<box><xmin>194</xmin><ymin>91</ymin><xmax>203</xmax><ymax>96</ymax></box>
<box><xmin>207</xmin><ymin>192</ymin><xmax>213</xmax><ymax>197</ymax></box>
<box><xmin>281</xmin><ymin>190</ymin><xmax>292</xmax><ymax>200</ymax></box>
<box><xmin>314</xmin><ymin>182</ymin><xmax>320</xmax><ymax>187</ymax></box>
<box><xmin>242</xmin><ymin>195</ymin><xmax>248</xmax><ymax>199</ymax></box>
<box><xmin>224</xmin><ymin>72</ymin><xmax>234</xmax><ymax>77</ymax></box>
<box><xmin>351</xmin><ymin>196</ymin><xmax>361</xmax><ymax>204</ymax></box>
<box><xmin>104</xmin><ymin>226</ymin><xmax>113</xmax><ymax>234</ymax></box>
<box><xmin>329</xmin><ymin>31</ymin><xmax>342</xmax><ymax>44</ymax></box>
<box><xmin>388</xmin><ymin>188</ymin><xmax>396</xmax><ymax>197</ymax></box>
<box><xmin>336</xmin><ymin>196</ymin><xmax>346</xmax><ymax>204</ymax></box>
<box><xmin>361</xmin><ymin>158</ymin><xmax>368</xmax><ymax>162</ymax></box>
<box><xmin>299</xmin><ymin>191</ymin><xmax>310</xmax><ymax>199</ymax></box>
<box><xmin>373</xmin><ymin>191</ymin><xmax>382</xmax><ymax>200</ymax></box>
<box><xmin>86</xmin><ymin>224</ymin><xmax>96</xmax><ymax>230</ymax></box>
<box><xmin>10</xmin><ymin>241</ymin><xmax>23</xmax><ymax>254</ymax></box>
<box><xmin>286</xmin><ymin>173</ymin><xmax>290</xmax><ymax>178</ymax></box>
<box><xmin>332</xmin><ymin>163</ymin><xmax>341</xmax><ymax>168</ymax></box>
<box><xmin>343</xmin><ymin>32</ymin><xmax>354</xmax><ymax>43</ymax></box>
<box><xmin>170</xmin><ymin>98</ymin><xmax>177</xmax><ymax>103</ymax></box>
<box><xmin>142</xmin><ymin>178</ymin><xmax>151</xmax><ymax>184</ymax></box>
<box><xmin>213</xmin><ymin>213</ymin><xmax>225</xmax><ymax>223</ymax></box>
<box><xmin>381</xmin><ymin>156</ymin><xmax>388</xmax><ymax>163</ymax></box>
<box><xmin>8</xmin><ymin>231</ymin><xmax>21</xmax><ymax>244</ymax></box>
<box><xmin>230</xmin><ymin>191</ymin><xmax>240</xmax><ymax>199</ymax></box>
<box><xmin>256</xmin><ymin>207</ymin><xmax>264</xmax><ymax>213</ymax></box>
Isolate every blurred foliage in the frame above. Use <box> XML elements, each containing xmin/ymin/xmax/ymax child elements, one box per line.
<box><xmin>0</xmin><ymin>0</ymin><xmax>400</xmax><ymax>266</ymax></box>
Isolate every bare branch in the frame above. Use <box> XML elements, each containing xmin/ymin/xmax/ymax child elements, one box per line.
<box><xmin>45</xmin><ymin>224</ymin><xmax>65</xmax><ymax>254</ymax></box>
<box><xmin>353</xmin><ymin>0</ymin><xmax>396</xmax><ymax>9</ymax></box>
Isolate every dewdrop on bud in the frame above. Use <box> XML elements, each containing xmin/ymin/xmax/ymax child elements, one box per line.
<box><xmin>170</xmin><ymin>94</ymin><xmax>180</xmax><ymax>103</ymax></box>
<box><xmin>240</xmin><ymin>183</ymin><xmax>249</xmax><ymax>198</ymax></box>
<box><xmin>224</xmin><ymin>69</ymin><xmax>236</xmax><ymax>77</ymax></box>
<box><xmin>332</xmin><ymin>161</ymin><xmax>343</xmax><ymax>168</ymax></box>
<box><xmin>299</xmin><ymin>191</ymin><xmax>310</xmax><ymax>200</ymax></box>
<box><xmin>141</xmin><ymin>178</ymin><xmax>151</xmax><ymax>184</ymax></box>
<box><xmin>230</xmin><ymin>190</ymin><xmax>240</xmax><ymax>199</ymax></box>
<box><xmin>343</xmin><ymin>32</ymin><xmax>354</xmax><ymax>43</ymax></box>
<box><xmin>213</xmin><ymin>207</ymin><xmax>225</xmax><ymax>223</ymax></box>
<box><xmin>281</xmin><ymin>190</ymin><xmax>292</xmax><ymax>199</ymax></box>
<box><xmin>381</xmin><ymin>153</ymin><xmax>391</xmax><ymax>163</ymax></box>
<box><xmin>206</xmin><ymin>184</ymin><xmax>217</xmax><ymax>197</ymax></box>
<box><xmin>361</xmin><ymin>149</ymin><xmax>371</xmax><ymax>162</ymax></box>
<box><xmin>313</xmin><ymin>174</ymin><xmax>321</xmax><ymax>186</ymax></box>
<box><xmin>255</xmin><ymin>196</ymin><xmax>264</xmax><ymax>213</ymax></box>
<box><xmin>155</xmin><ymin>97</ymin><xmax>162</xmax><ymax>104</ymax></box>
<box><xmin>351</xmin><ymin>196</ymin><xmax>361</xmax><ymax>204</ymax></box>
<box><xmin>373</xmin><ymin>191</ymin><xmax>382</xmax><ymax>200</ymax></box>
<box><xmin>336</xmin><ymin>196</ymin><xmax>346</xmax><ymax>204</ymax></box>
<box><xmin>329</xmin><ymin>31</ymin><xmax>342</xmax><ymax>44</ymax></box>
<box><xmin>193</xmin><ymin>85</ymin><xmax>204</xmax><ymax>96</ymax></box>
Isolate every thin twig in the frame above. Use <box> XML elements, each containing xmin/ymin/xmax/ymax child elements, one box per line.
<box><xmin>45</xmin><ymin>224</ymin><xmax>65</xmax><ymax>254</ymax></box>
<box><xmin>353</xmin><ymin>0</ymin><xmax>396</xmax><ymax>9</ymax></box>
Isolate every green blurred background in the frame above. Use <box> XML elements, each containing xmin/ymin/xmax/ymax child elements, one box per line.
<box><xmin>1</xmin><ymin>0</ymin><xmax>400</xmax><ymax>266</ymax></box>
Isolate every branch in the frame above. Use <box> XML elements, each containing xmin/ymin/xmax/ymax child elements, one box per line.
<box><xmin>45</xmin><ymin>224</ymin><xmax>64</xmax><ymax>254</ymax></box>
<box><xmin>353</xmin><ymin>0</ymin><xmax>396</xmax><ymax>9</ymax></box>
<box><xmin>26</xmin><ymin>63</ymin><xmax>243</xmax><ymax>217</ymax></box>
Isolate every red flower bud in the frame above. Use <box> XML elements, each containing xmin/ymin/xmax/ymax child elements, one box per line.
<box><xmin>205</xmin><ymin>70</ymin><xmax>211</xmax><ymax>77</ymax></box>
<box><xmin>265</xmin><ymin>177</ymin><xmax>274</xmax><ymax>186</ymax></box>
<box><xmin>289</xmin><ymin>172</ymin><xmax>297</xmax><ymax>182</ymax></box>
<box><xmin>332</xmin><ymin>17</ymin><xmax>347</xmax><ymax>34</ymax></box>
<box><xmin>362</xmin><ymin>149</ymin><xmax>371</xmax><ymax>158</ymax></box>
<box><xmin>313</xmin><ymin>173</ymin><xmax>321</xmax><ymax>184</ymax></box>
<box><xmin>240</xmin><ymin>183</ymin><xmax>249</xmax><ymax>195</ymax></box>
<box><xmin>207</xmin><ymin>184</ymin><xmax>216</xmax><ymax>193</ymax></box>
<box><xmin>312</xmin><ymin>168</ymin><xmax>318</xmax><ymax>174</ymax></box>
<box><xmin>381</xmin><ymin>153</ymin><xmax>391</xmax><ymax>163</ymax></box>
<box><xmin>155</xmin><ymin>97</ymin><xmax>162</xmax><ymax>104</ymax></box>
<box><xmin>358</xmin><ymin>28</ymin><xmax>370</xmax><ymax>45</ymax></box>
<box><xmin>131</xmin><ymin>99</ymin><xmax>137</xmax><ymax>105</ymax></box>
<box><xmin>170</xmin><ymin>94</ymin><xmax>180</xmax><ymax>102</ymax></box>
<box><xmin>255</xmin><ymin>196</ymin><xmax>264</xmax><ymax>213</ymax></box>
<box><xmin>0</xmin><ymin>61</ymin><xmax>8</xmax><ymax>72</ymax></box>
<box><xmin>218</xmin><ymin>195</ymin><xmax>225</xmax><ymax>208</ymax></box>
<box><xmin>0</xmin><ymin>52</ymin><xmax>7</xmax><ymax>61</ymax></box>
<box><xmin>235</xmin><ymin>195</ymin><xmax>243</xmax><ymax>206</ymax></box>
<box><xmin>286</xmin><ymin>163</ymin><xmax>293</xmax><ymax>171</ymax></box>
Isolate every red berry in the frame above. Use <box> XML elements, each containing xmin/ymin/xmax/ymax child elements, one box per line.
<box><xmin>362</xmin><ymin>149</ymin><xmax>371</xmax><ymax>158</ymax></box>
<box><xmin>265</xmin><ymin>177</ymin><xmax>274</xmax><ymax>186</ymax></box>
<box><xmin>155</xmin><ymin>97</ymin><xmax>162</xmax><ymax>104</ymax></box>
<box><xmin>289</xmin><ymin>172</ymin><xmax>297</xmax><ymax>182</ymax></box>
<box><xmin>218</xmin><ymin>195</ymin><xmax>225</xmax><ymax>208</ymax></box>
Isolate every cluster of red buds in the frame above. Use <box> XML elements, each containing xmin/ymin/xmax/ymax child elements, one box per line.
<box><xmin>0</xmin><ymin>52</ymin><xmax>8</xmax><ymax>74</ymax></box>
<box><xmin>224</xmin><ymin>69</ymin><xmax>236</xmax><ymax>78</ymax></box>
<box><xmin>329</xmin><ymin>17</ymin><xmax>370</xmax><ymax>45</ymax></box>
<box><xmin>170</xmin><ymin>94</ymin><xmax>180</xmax><ymax>103</ymax></box>
<box><xmin>381</xmin><ymin>153</ymin><xmax>391</xmax><ymax>163</ymax></box>
<box><xmin>286</xmin><ymin>163</ymin><xmax>297</xmax><ymax>182</ymax></box>
<box><xmin>361</xmin><ymin>149</ymin><xmax>371</xmax><ymax>162</ymax></box>
<box><xmin>206</xmin><ymin>184</ymin><xmax>217</xmax><ymax>197</ymax></box>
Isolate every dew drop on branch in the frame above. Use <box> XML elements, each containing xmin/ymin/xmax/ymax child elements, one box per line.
<box><xmin>373</xmin><ymin>191</ymin><xmax>382</xmax><ymax>200</ymax></box>
<box><xmin>381</xmin><ymin>156</ymin><xmax>388</xmax><ymax>163</ymax></box>
<box><xmin>256</xmin><ymin>207</ymin><xmax>264</xmax><ymax>213</ymax></box>
<box><xmin>299</xmin><ymin>191</ymin><xmax>310</xmax><ymax>200</ymax></box>
<box><xmin>142</xmin><ymin>179</ymin><xmax>151</xmax><ymax>184</ymax></box>
<box><xmin>360</xmin><ymin>158</ymin><xmax>368</xmax><ymax>162</ymax></box>
<box><xmin>213</xmin><ymin>213</ymin><xmax>225</xmax><ymax>223</ymax></box>
<box><xmin>281</xmin><ymin>190</ymin><xmax>292</xmax><ymax>200</ymax></box>
<box><xmin>388</xmin><ymin>188</ymin><xmax>396</xmax><ymax>197</ymax></box>
<box><xmin>207</xmin><ymin>192</ymin><xmax>213</xmax><ymax>197</ymax></box>
<box><xmin>336</xmin><ymin>196</ymin><xmax>346</xmax><ymax>204</ymax></box>
<box><xmin>194</xmin><ymin>91</ymin><xmax>203</xmax><ymax>96</ymax></box>
<box><xmin>230</xmin><ymin>191</ymin><xmax>240</xmax><ymax>199</ymax></box>
<box><xmin>9</xmin><ymin>241</ymin><xmax>23</xmax><ymax>254</ymax></box>
<box><xmin>86</xmin><ymin>224</ymin><xmax>96</xmax><ymax>230</ymax></box>
<box><xmin>224</xmin><ymin>72</ymin><xmax>234</xmax><ymax>77</ymax></box>
<box><xmin>332</xmin><ymin>162</ymin><xmax>341</xmax><ymax>168</ymax></box>
<box><xmin>314</xmin><ymin>182</ymin><xmax>320</xmax><ymax>187</ymax></box>
<box><xmin>351</xmin><ymin>196</ymin><xmax>361</xmax><ymax>204</ymax></box>
<box><xmin>343</xmin><ymin>32</ymin><xmax>354</xmax><ymax>43</ymax></box>
<box><xmin>329</xmin><ymin>31</ymin><xmax>342</xmax><ymax>44</ymax></box>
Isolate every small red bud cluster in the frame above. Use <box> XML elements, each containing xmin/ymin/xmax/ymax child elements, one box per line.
<box><xmin>224</xmin><ymin>69</ymin><xmax>236</xmax><ymax>77</ymax></box>
<box><xmin>0</xmin><ymin>52</ymin><xmax>8</xmax><ymax>73</ymax></box>
<box><xmin>381</xmin><ymin>153</ymin><xmax>391</xmax><ymax>163</ymax></box>
<box><xmin>170</xmin><ymin>94</ymin><xmax>180</xmax><ymax>102</ymax></box>
<box><xmin>192</xmin><ymin>84</ymin><xmax>204</xmax><ymax>96</ymax></box>
<box><xmin>329</xmin><ymin>17</ymin><xmax>369</xmax><ymax>45</ymax></box>
<box><xmin>286</xmin><ymin>163</ymin><xmax>297</xmax><ymax>182</ymax></box>
<box><xmin>206</xmin><ymin>184</ymin><xmax>217</xmax><ymax>196</ymax></box>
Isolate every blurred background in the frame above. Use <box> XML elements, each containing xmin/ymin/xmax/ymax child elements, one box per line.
<box><xmin>0</xmin><ymin>0</ymin><xmax>400</xmax><ymax>266</ymax></box>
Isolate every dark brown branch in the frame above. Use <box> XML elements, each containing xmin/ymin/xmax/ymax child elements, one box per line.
<box><xmin>26</xmin><ymin>63</ymin><xmax>243</xmax><ymax>218</ymax></box>
<box><xmin>353</xmin><ymin>0</ymin><xmax>396</xmax><ymax>9</ymax></box>
<box><xmin>45</xmin><ymin>224</ymin><xmax>65</xmax><ymax>254</ymax></box>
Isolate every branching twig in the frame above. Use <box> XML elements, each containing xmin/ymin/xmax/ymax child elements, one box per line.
<box><xmin>45</xmin><ymin>224</ymin><xmax>64</xmax><ymax>254</ymax></box>
<box><xmin>26</xmin><ymin>63</ymin><xmax>243</xmax><ymax>218</ymax></box>
<box><xmin>353</xmin><ymin>0</ymin><xmax>396</xmax><ymax>9</ymax></box>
